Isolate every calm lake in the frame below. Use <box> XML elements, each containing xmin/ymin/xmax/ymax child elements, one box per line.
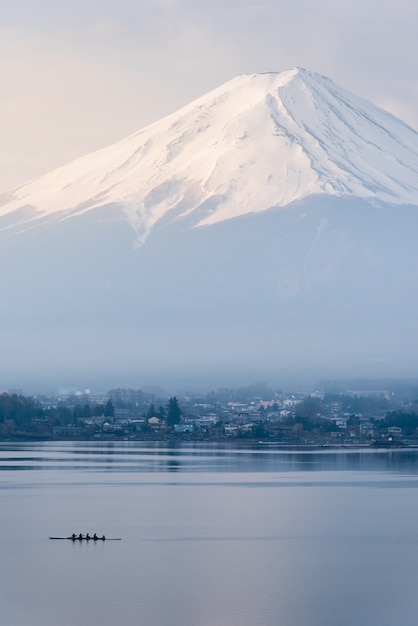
<box><xmin>2</xmin><ymin>442</ymin><xmax>418</xmax><ymax>626</ymax></box>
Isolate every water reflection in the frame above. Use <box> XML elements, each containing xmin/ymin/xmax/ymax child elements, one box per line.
<box><xmin>2</xmin><ymin>442</ymin><xmax>418</xmax><ymax>475</ymax></box>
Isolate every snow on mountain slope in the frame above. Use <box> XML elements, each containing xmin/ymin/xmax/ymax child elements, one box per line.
<box><xmin>1</xmin><ymin>67</ymin><xmax>418</xmax><ymax>245</ymax></box>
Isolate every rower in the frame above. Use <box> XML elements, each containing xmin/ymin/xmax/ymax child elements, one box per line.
<box><xmin>102</xmin><ymin>535</ymin><xmax>106</xmax><ymax>541</ymax></box>
<box><xmin>93</xmin><ymin>533</ymin><xmax>98</xmax><ymax>540</ymax></box>
<box><xmin>78</xmin><ymin>533</ymin><xmax>83</xmax><ymax>540</ymax></box>
<box><xmin>71</xmin><ymin>533</ymin><xmax>76</xmax><ymax>540</ymax></box>
<box><xmin>86</xmin><ymin>533</ymin><xmax>91</xmax><ymax>540</ymax></box>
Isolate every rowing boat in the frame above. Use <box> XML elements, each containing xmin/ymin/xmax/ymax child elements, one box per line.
<box><xmin>49</xmin><ymin>536</ymin><xmax>121</xmax><ymax>541</ymax></box>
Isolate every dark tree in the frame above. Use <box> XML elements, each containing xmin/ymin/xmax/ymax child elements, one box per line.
<box><xmin>296</xmin><ymin>397</ymin><xmax>322</xmax><ymax>420</ymax></box>
<box><xmin>166</xmin><ymin>396</ymin><xmax>182</xmax><ymax>427</ymax></box>
<box><xmin>157</xmin><ymin>405</ymin><xmax>166</xmax><ymax>421</ymax></box>
<box><xmin>146</xmin><ymin>404</ymin><xmax>156</xmax><ymax>420</ymax></box>
<box><xmin>56</xmin><ymin>405</ymin><xmax>72</xmax><ymax>425</ymax></box>
<box><xmin>104</xmin><ymin>400</ymin><xmax>115</xmax><ymax>418</ymax></box>
<box><xmin>385</xmin><ymin>411</ymin><xmax>418</xmax><ymax>435</ymax></box>
<box><xmin>92</xmin><ymin>403</ymin><xmax>105</xmax><ymax>416</ymax></box>
<box><xmin>347</xmin><ymin>415</ymin><xmax>360</xmax><ymax>428</ymax></box>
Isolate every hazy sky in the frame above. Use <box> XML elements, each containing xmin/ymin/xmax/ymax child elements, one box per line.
<box><xmin>1</xmin><ymin>0</ymin><xmax>417</xmax><ymax>193</ymax></box>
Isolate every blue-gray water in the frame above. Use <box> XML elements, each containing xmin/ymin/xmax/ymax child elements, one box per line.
<box><xmin>2</xmin><ymin>442</ymin><xmax>418</xmax><ymax>626</ymax></box>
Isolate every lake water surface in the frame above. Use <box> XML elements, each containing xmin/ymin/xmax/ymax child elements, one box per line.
<box><xmin>2</xmin><ymin>442</ymin><xmax>418</xmax><ymax>626</ymax></box>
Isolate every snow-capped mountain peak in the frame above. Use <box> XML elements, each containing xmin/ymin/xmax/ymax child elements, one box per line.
<box><xmin>1</xmin><ymin>67</ymin><xmax>418</xmax><ymax>243</ymax></box>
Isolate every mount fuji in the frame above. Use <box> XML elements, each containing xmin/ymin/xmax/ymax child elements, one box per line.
<box><xmin>1</xmin><ymin>68</ymin><xmax>418</xmax><ymax>389</ymax></box>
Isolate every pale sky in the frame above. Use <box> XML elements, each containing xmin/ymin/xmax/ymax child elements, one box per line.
<box><xmin>1</xmin><ymin>0</ymin><xmax>417</xmax><ymax>193</ymax></box>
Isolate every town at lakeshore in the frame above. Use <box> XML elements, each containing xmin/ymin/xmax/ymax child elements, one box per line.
<box><xmin>2</xmin><ymin>379</ymin><xmax>418</xmax><ymax>447</ymax></box>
